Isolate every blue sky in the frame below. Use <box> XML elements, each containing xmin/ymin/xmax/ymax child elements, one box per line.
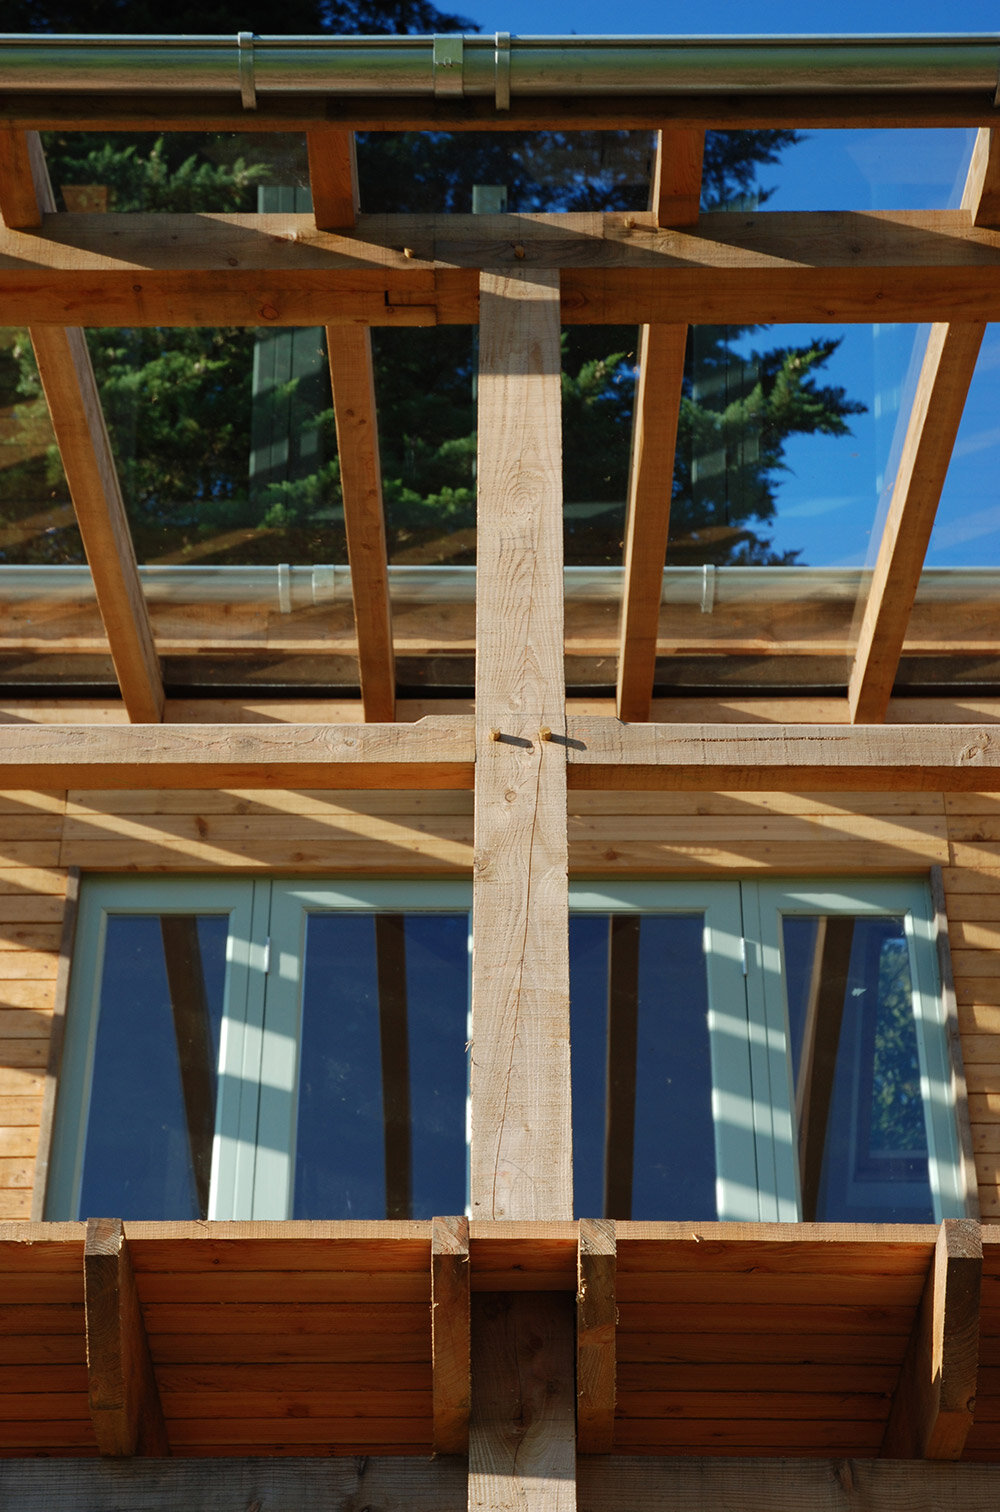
<box><xmin>452</xmin><ymin>0</ymin><xmax>1000</xmax><ymax>569</ymax></box>
<box><xmin>459</xmin><ymin>0</ymin><xmax>1000</xmax><ymax>37</ymax></box>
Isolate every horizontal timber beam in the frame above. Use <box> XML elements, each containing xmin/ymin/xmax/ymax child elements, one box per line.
<box><xmin>0</xmin><ymin>717</ymin><xmax>474</xmax><ymax>788</ymax></box>
<box><xmin>5</xmin><ymin>1457</ymin><xmax>1000</xmax><ymax>1511</ymax></box>
<box><xmin>11</xmin><ymin>717</ymin><xmax>1000</xmax><ymax>789</ymax></box>
<box><xmin>564</xmin><ymin>719</ymin><xmax>1000</xmax><ymax>790</ymax></box>
<box><xmin>2</xmin><ymin>90</ymin><xmax>1000</xmax><ymax>131</ymax></box>
<box><xmin>7</xmin><ymin>209</ymin><xmax>1000</xmax><ymax>326</ymax></box>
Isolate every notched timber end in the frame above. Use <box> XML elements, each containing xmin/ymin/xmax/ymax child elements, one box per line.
<box><xmin>881</xmin><ymin>1218</ymin><xmax>982</xmax><ymax>1460</ymax></box>
<box><xmin>577</xmin><ymin>1217</ymin><xmax>617</xmax><ymax>1455</ymax></box>
<box><xmin>432</xmin><ymin>1214</ymin><xmax>471</xmax><ymax>1456</ymax></box>
<box><xmin>84</xmin><ymin>1217</ymin><xmax>169</xmax><ymax>1457</ymax></box>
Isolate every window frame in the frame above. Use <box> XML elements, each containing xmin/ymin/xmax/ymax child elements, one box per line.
<box><xmin>47</xmin><ymin>873</ymin><xmax>968</xmax><ymax>1223</ymax></box>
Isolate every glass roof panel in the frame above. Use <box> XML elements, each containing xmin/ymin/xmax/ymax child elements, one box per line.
<box><xmin>761</xmin><ymin>127</ymin><xmax>976</xmax><ymax>213</ymax></box>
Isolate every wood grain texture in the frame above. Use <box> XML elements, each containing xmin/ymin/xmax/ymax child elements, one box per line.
<box><xmin>84</xmin><ymin>1217</ymin><xmax>169</xmax><ymax>1457</ymax></box>
<box><xmin>469</xmin><ymin>1292</ymin><xmax>576</xmax><ymax>1512</ymax></box>
<box><xmin>0</xmin><ymin>718</ymin><xmax>473</xmax><ymax>790</ymax></box>
<box><xmin>881</xmin><ymin>1219</ymin><xmax>982</xmax><ymax>1459</ymax></box>
<box><xmin>565</xmin><ymin>719</ymin><xmax>1000</xmax><ymax>791</ymax></box>
<box><xmin>30</xmin><ymin>327</ymin><xmax>164</xmax><ymax>723</ymax></box>
<box><xmin>0</xmin><ymin>1456</ymin><xmax>467</xmax><ymax>1509</ymax></box>
<box><xmin>9</xmin><ymin>209</ymin><xmax>1000</xmax><ymax>327</ymax></box>
<box><xmin>848</xmin><ymin>322</ymin><xmax>985</xmax><ymax>723</ymax></box>
<box><xmin>616</xmin><ymin>324</ymin><xmax>686</xmax><ymax>723</ymax></box>
<box><xmin>0</xmin><ymin>129</ymin><xmax>48</xmax><ymax>228</ymax></box>
<box><xmin>650</xmin><ymin>129</ymin><xmax>704</xmax><ymax>226</ymax></box>
<box><xmin>432</xmin><ymin>1214</ymin><xmax>471</xmax><ymax>1455</ymax></box>
<box><xmin>307</xmin><ymin>127</ymin><xmax>360</xmax><ymax>229</ymax></box>
<box><xmin>963</xmin><ymin>128</ymin><xmax>1000</xmax><ymax>228</ymax></box>
<box><xmin>577</xmin><ymin>1217</ymin><xmax>616</xmax><ymax>1454</ymax></box>
<box><xmin>471</xmin><ymin>268</ymin><xmax>571</xmax><ymax>1222</ymax></box>
<box><xmin>327</xmin><ymin>325</ymin><xmax>395</xmax><ymax>721</ymax></box>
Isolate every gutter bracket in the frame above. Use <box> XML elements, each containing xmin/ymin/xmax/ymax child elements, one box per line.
<box><xmin>433</xmin><ymin>35</ymin><xmax>464</xmax><ymax>98</ymax></box>
<box><xmin>237</xmin><ymin>31</ymin><xmax>257</xmax><ymax>111</ymax></box>
<box><xmin>495</xmin><ymin>33</ymin><xmax>511</xmax><ymax>111</ymax></box>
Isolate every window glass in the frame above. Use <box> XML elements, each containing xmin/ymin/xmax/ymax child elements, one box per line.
<box><xmin>51</xmin><ymin>875</ymin><xmax>964</xmax><ymax>1225</ymax></box>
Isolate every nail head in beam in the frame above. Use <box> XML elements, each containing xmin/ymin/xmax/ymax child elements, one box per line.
<box><xmin>84</xmin><ymin>1217</ymin><xmax>169</xmax><ymax>1458</ymax></box>
<box><xmin>880</xmin><ymin>1218</ymin><xmax>982</xmax><ymax>1460</ymax></box>
<box><xmin>433</xmin><ymin>1214</ymin><xmax>471</xmax><ymax>1456</ymax></box>
<box><xmin>577</xmin><ymin>1218</ymin><xmax>616</xmax><ymax>1455</ymax></box>
<box><xmin>307</xmin><ymin>127</ymin><xmax>360</xmax><ymax>229</ymax></box>
<box><xmin>650</xmin><ymin>128</ymin><xmax>705</xmax><ymax>225</ymax></box>
<box><xmin>470</xmin><ymin>1292</ymin><xmax>577</xmax><ymax>1512</ymax></box>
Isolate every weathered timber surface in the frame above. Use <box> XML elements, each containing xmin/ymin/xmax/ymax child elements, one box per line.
<box><xmin>0</xmin><ymin>1456</ymin><xmax>467</xmax><ymax>1509</ymax></box>
<box><xmin>7</xmin><ymin>210</ymin><xmax>1000</xmax><ymax>326</ymax></box>
<box><xmin>565</xmin><ymin>721</ymin><xmax>1000</xmax><ymax>790</ymax></box>
<box><xmin>578</xmin><ymin>1456</ymin><xmax>1000</xmax><ymax>1510</ymax></box>
<box><xmin>0</xmin><ymin>719</ymin><xmax>474</xmax><ymax>789</ymax></box>
<box><xmin>881</xmin><ymin>1220</ymin><xmax>982</xmax><ymax>1459</ymax></box>
<box><xmin>469</xmin><ymin>1293</ymin><xmax>576</xmax><ymax>1512</ymax></box>
<box><xmin>470</xmin><ymin>268</ymin><xmax>571</xmax><ymax>1221</ymax></box>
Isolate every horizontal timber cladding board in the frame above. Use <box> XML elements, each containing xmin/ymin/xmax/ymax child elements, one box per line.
<box><xmin>9</xmin><ymin>208</ymin><xmax>1000</xmax><ymax>326</ymax></box>
<box><xmin>613</xmin><ymin>1391</ymin><xmax>891</xmax><ymax>1421</ymax></box>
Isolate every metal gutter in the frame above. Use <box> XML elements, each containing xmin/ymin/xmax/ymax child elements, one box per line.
<box><xmin>0</xmin><ymin>563</ymin><xmax>995</xmax><ymax>609</ymax></box>
<box><xmin>0</xmin><ymin>33</ymin><xmax>998</xmax><ymax>110</ymax></box>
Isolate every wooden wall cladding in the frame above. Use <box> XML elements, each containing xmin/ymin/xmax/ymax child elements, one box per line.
<box><xmin>3</xmin><ymin>787</ymin><xmax>1000</xmax><ymax>1219</ymax></box>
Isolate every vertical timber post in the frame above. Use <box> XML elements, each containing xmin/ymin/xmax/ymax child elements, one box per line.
<box><xmin>469</xmin><ymin>266</ymin><xmax>577</xmax><ymax>1512</ymax></box>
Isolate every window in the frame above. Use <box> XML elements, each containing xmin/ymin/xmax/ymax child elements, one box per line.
<box><xmin>570</xmin><ymin>879</ymin><xmax>967</xmax><ymax>1223</ymax></box>
<box><xmin>47</xmin><ymin>876</ymin><xmax>966</xmax><ymax>1224</ymax></box>
<box><xmin>46</xmin><ymin>878</ymin><xmax>471</xmax><ymax>1222</ymax></box>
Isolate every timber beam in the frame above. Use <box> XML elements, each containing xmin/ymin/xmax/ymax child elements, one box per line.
<box><xmin>0</xmin><ymin>717</ymin><xmax>475</xmax><ymax>788</ymax></box>
<box><xmin>8</xmin><ymin>1456</ymin><xmax>1000</xmax><ymax>1510</ymax></box>
<box><xmin>2</xmin><ymin>89</ymin><xmax>1000</xmax><ymax>131</ymax></box>
<box><xmin>881</xmin><ymin>1219</ymin><xmax>982</xmax><ymax>1459</ymax></box>
<box><xmin>7</xmin><ymin>209</ymin><xmax>1000</xmax><ymax>326</ymax></box>
<box><xmin>564</xmin><ymin>719</ymin><xmax>1000</xmax><ymax>791</ymax></box>
<box><xmin>9</xmin><ymin>718</ymin><xmax>1000</xmax><ymax>790</ymax></box>
<box><xmin>83</xmin><ymin>1217</ymin><xmax>169</xmax><ymax>1457</ymax></box>
<box><xmin>576</xmin><ymin>1218</ymin><xmax>617</xmax><ymax>1455</ymax></box>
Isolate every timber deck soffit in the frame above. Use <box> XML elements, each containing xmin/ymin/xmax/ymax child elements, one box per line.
<box><xmin>1</xmin><ymin>1218</ymin><xmax>998</xmax><ymax>1462</ymax></box>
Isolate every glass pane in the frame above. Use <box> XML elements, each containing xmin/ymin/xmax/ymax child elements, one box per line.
<box><xmin>292</xmin><ymin>912</ymin><xmax>468</xmax><ymax>1219</ymax></box>
<box><xmin>79</xmin><ymin>914</ymin><xmax>228</xmax><ymax>1219</ymax></box>
<box><xmin>571</xmin><ymin>913</ymin><xmax>717</xmax><ymax>1220</ymax></box>
<box><xmin>782</xmin><ymin>914</ymin><xmax>933</xmax><ymax>1223</ymax></box>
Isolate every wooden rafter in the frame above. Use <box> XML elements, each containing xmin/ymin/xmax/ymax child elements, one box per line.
<box><xmin>847</xmin><ymin>135</ymin><xmax>1000</xmax><ymax>723</ymax></box>
<box><xmin>10</xmin><ymin>209</ymin><xmax>1000</xmax><ymax>328</ymax></box>
<box><xmin>616</xmin><ymin>130</ymin><xmax>703</xmax><ymax>722</ymax></box>
<box><xmin>470</xmin><ymin>268</ymin><xmax>571</xmax><ymax>1222</ymax></box>
<box><xmin>4</xmin><ymin>130</ymin><xmax>164</xmax><ymax>722</ymax></box>
<box><xmin>83</xmin><ymin>1217</ymin><xmax>169</xmax><ymax>1457</ymax></box>
<box><xmin>307</xmin><ymin>127</ymin><xmax>360</xmax><ymax>230</ymax></box>
<box><xmin>615</xmin><ymin>323</ymin><xmax>687</xmax><ymax>721</ymax></box>
<box><xmin>327</xmin><ymin>327</ymin><xmax>396</xmax><ymax>721</ymax></box>
<box><xmin>881</xmin><ymin>1219</ymin><xmax>982</xmax><ymax>1459</ymax></box>
<box><xmin>650</xmin><ymin>127</ymin><xmax>705</xmax><ymax>227</ymax></box>
<box><xmin>0</xmin><ymin>127</ymin><xmax>49</xmax><ymax>229</ymax></box>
